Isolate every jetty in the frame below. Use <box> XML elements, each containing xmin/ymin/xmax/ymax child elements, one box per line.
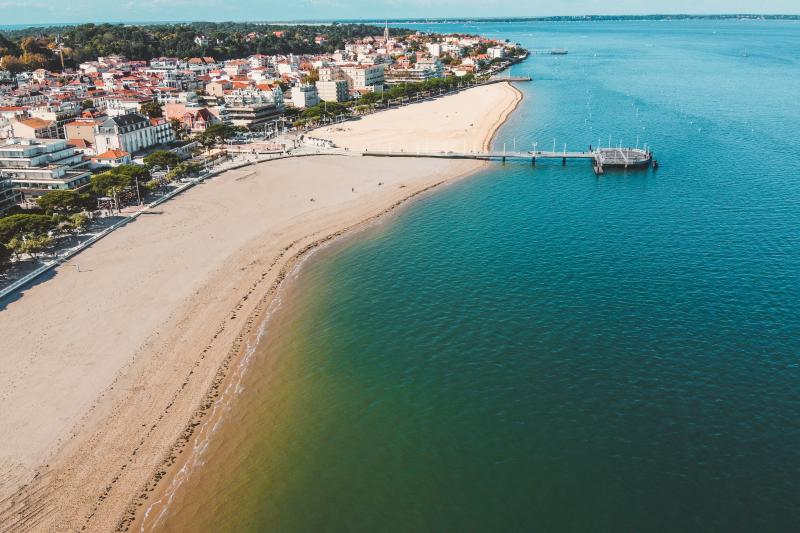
<box><xmin>361</xmin><ymin>147</ymin><xmax>653</xmax><ymax>175</ymax></box>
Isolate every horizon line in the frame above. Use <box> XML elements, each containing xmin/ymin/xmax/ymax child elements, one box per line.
<box><xmin>2</xmin><ymin>13</ymin><xmax>799</xmax><ymax>30</ymax></box>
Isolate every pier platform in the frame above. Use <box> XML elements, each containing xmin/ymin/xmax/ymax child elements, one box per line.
<box><xmin>361</xmin><ymin>147</ymin><xmax>653</xmax><ymax>174</ymax></box>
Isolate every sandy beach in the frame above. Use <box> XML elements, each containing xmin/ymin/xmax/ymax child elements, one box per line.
<box><xmin>0</xmin><ymin>82</ymin><xmax>521</xmax><ymax>532</ymax></box>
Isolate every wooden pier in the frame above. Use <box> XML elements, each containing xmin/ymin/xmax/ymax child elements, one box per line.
<box><xmin>361</xmin><ymin>147</ymin><xmax>653</xmax><ymax>175</ymax></box>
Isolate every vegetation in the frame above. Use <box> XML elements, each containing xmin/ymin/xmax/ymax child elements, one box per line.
<box><xmin>0</xmin><ymin>240</ymin><xmax>10</xmax><ymax>266</ymax></box>
<box><xmin>198</xmin><ymin>123</ymin><xmax>239</xmax><ymax>146</ymax></box>
<box><xmin>36</xmin><ymin>190</ymin><xmax>94</xmax><ymax>215</ymax></box>
<box><xmin>91</xmin><ymin>165</ymin><xmax>149</xmax><ymax>209</ymax></box>
<box><xmin>140</xmin><ymin>101</ymin><xmax>163</xmax><ymax>119</ymax></box>
<box><xmin>165</xmin><ymin>162</ymin><xmax>201</xmax><ymax>182</ymax></box>
<box><xmin>5</xmin><ymin>234</ymin><xmax>54</xmax><ymax>259</ymax></box>
<box><xmin>0</xmin><ymin>23</ymin><xmax>413</xmax><ymax>72</ymax></box>
<box><xmin>143</xmin><ymin>150</ymin><xmax>182</xmax><ymax>169</ymax></box>
<box><xmin>0</xmin><ymin>214</ymin><xmax>58</xmax><ymax>244</ymax></box>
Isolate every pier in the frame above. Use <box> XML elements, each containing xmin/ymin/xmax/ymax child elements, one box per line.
<box><xmin>486</xmin><ymin>75</ymin><xmax>533</xmax><ymax>83</ymax></box>
<box><xmin>361</xmin><ymin>147</ymin><xmax>653</xmax><ymax>174</ymax></box>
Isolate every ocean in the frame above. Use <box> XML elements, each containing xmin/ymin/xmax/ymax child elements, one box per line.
<box><xmin>154</xmin><ymin>19</ymin><xmax>800</xmax><ymax>532</ymax></box>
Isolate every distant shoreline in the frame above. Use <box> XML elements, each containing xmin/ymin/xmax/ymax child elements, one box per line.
<box><xmin>2</xmin><ymin>14</ymin><xmax>799</xmax><ymax>34</ymax></box>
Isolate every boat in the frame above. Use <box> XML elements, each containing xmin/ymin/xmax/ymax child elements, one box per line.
<box><xmin>550</xmin><ymin>49</ymin><xmax>568</xmax><ymax>55</ymax></box>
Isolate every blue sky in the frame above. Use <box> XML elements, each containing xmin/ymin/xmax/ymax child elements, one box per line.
<box><xmin>2</xmin><ymin>0</ymin><xmax>798</xmax><ymax>25</ymax></box>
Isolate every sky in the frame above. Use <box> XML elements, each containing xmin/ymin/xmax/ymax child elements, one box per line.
<box><xmin>1</xmin><ymin>0</ymin><xmax>798</xmax><ymax>26</ymax></box>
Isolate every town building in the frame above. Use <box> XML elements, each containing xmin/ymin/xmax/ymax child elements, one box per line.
<box><xmin>340</xmin><ymin>64</ymin><xmax>385</xmax><ymax>91</ymax></box>
<box><xmin>29</xmin><ymin>102</ymin><xmax>81</xmax><ymax>138</ymax></box>
<box><xmin>91</xmin><ymin>149</ymin><xmax>132</xmax><ymax>167</ymax></box>
<box><xmin>0</xmin><ymin>138</ymin><xmax>92</xmax><ymax>200</ymax></box>
<box><xmin>225</xmin><ymin>103</ymin><xmax>282</xmax><ymax>130</ymax></box>
<box><xmin>11</xmin><ymin>118</ymin><xmax>59</xmax><ymax>140</ymax></box>
<box><xmin>315</xmin><ymin>80</ymin><xmax>349</xmax><ymax>102</ymax></box>
<box><xmin>64</xmin><ymin>118</ymin><xmax>103</xmax><ymax>145</ymax></box>
<box><xmin>291</xmin><ymin>84</ymin><xmax>320</xmax><ymax>109</ymax></box>
<box><xmin>0</xmin><ymin>175</ymin><xmax>21</xmax><ymax>215</ymax></box>
<box><xmin>487</xmin><ymin>46</ymin><xmax>506</xmax><ymax>59</ymax></box>
<box><xmin>93</xmin><ymin>113</ymin><xmax>175</xmax><ymax>155</ymax></box>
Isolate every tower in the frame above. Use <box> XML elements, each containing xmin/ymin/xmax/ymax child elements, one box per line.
<box><xmin>384</xmin><ymin>21</ymin><xmax>389</xmax><ymax>43</ymax></box>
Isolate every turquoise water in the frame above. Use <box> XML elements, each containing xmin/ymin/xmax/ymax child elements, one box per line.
<box><xmin>160</xmin><ymin>20</ymin><xmax>800</xmax><ymax>532</ymax></box>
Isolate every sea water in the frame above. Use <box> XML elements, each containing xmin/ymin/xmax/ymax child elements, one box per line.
<box><xmin>156</xmin><ymin>20</ymin><xmax>800</xmax><ymax>532</ymax></box>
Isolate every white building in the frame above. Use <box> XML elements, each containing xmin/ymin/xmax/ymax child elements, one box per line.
<box><xmin>487</xmin><ymin>46</ymin><xmax>506</xmax><ymax>59</ymax></box>
<box><xmin>0</xmin><ymin>138</ymin><xmax>91</xmax><ymax>199</ymax></box>
<box><xmin>341</xmin><ymin>64</ymin><xmax>385</xmax><ymax>91</ymax></box>
<box><xmin>93</xmin><ymin>113</ymin><xmax>175</xmax><ymax>155</ymax></box>
<box><xmin>315</xmin><ymin>80</ymin><xmax>349</xmax><ymax>102</ymax></box>
<box><xmin>426</xmin><ymin>43</ymin><xmax>442</xmax><ymax>57</ymax></box>
<box><xmin>291</xmin><ymin>84</ymin><xmax>320</xmax><ymax>109</ymax></box>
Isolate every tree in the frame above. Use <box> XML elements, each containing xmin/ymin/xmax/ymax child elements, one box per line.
<box><xmin>36</xmin><ymin>190</ymin><xmax>92</xmax><ymax>215</ymax></box>
<box><xmin>0</xmin><ymin>214</ymin><xmax>58</xmax><ymax>244</ymax></box>
<box><xmin>199</xmin><ymin>123</ymin><xmax>236</xmax><ymax>146</ymax></box>
<box><xmin>0</xmin><ymin>242</ymin><xmax>10</xmax><ymax>267</ymax></box>
<box><xmin>358</xmin><ymin>92</ymin><xmax>381</xmax><ymax>106</ymax></box>
<box><xmin>59</xmin><ymin>213</ymin><xmax>89</xmax><ymax>237</ymax></box>
<box><xmin>140</xmin><ymin>100</ymin><xmax>163</xmax><ymax>119</ymax></box>
<box><xmin>80</xmin><ymin>99</ymin><xmax>94</xmax><ymax>110</ymax></box>
<box><xmin>91</xmin><ymin>165</ymin><xmax>149</xmax><ymax>208</ymax></box>
<box><xmin>165</xmin><ymin>161</ymin><xmax>201</xmax><ymax>182</ymax></box>
<box><xmin>143</xmin><ymin>150</ymin><xmax>182</xmax><ymax>169</ymax></box>
<box><xmin>4</xmin><ymin>233</ymin><xmax>53</xmax><ymax>260</ymax></box>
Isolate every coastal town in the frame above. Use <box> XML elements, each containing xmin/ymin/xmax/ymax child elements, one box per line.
<box><xmin>0</xmin><ymin>22</ymin><xmax>526</xmax><ymax>281</ymax></box>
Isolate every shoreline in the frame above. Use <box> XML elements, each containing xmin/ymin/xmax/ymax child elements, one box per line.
<box><xmin>0</xmin><ymin>83</ymin><xmax>522</xmax><ymax>533</ymax></box>
<box><xmin>132</xmin><ymin>82</ymin><xmax>522</xmax><ymax>532</ymax></box>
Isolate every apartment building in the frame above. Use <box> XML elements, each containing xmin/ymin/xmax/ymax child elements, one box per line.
<box><xmin>340</xmin><ymin>64</ymin><xmax>385</xmax><ymax>91</ymax></box>
<box><xmin>0</xmin><ymin>138</ymin><xmax>91</xmax><ymax>199</ymax></box>
<box><xmin>315</xmin><ymin>80</ymin><xmax>349</xmax><ymax>102</ymax></box>
<box><xmin>94</xmin><ymin>113</ymin><xmax>175</xmax><ymax>155</ymax></box>
<box><xmin>291</xmin><ymin>84</ymin><xmax>320</xmax><ymax>109</ymax></box>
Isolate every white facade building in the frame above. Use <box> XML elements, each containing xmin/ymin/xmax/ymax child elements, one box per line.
<box><xmin>291</xmin><ymin>84</ymin><xmax>320</xmax><ymax>109</ymax></box>
<box><xmin>93</xmin><ymin>113</ymin><xmax>175</xmax><ymax>155</ymax></box>
<box><xmin>315</xmin><ymin>80</ymin><xmax>349</xmax><ymax>102</ymax></box>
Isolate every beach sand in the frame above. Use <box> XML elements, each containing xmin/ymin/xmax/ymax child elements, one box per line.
<box><xmin>0</xmin><ymin>82</ymin><xmax>521</xmax><ymax>532</ymax></box>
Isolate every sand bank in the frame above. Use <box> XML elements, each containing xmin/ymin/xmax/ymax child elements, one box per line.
<box><xmin>0</xmin><ymin>82</ymin><xmax>521</xmax><ymax>532</ymax></box>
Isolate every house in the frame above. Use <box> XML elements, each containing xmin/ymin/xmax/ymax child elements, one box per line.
<box><xmin>91</xmin><ymin>148</ymin><xmax>132</xmax><ymax>167</ymax></box>
<box><xmin>178</xmin><ymin>107</ymin><xmax>218</xmax><ymax>132</ymax></box>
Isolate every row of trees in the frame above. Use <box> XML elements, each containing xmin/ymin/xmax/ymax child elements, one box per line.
<box><xmin>0</xmin><ymin>23</ymin><xmax>412</xmax><ymax>72</ymax></box>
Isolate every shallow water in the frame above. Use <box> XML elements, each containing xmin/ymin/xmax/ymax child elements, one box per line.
<box><xmin>156</xmin><ymin>20</ymin><xmax>800</xmax><ymax>532</ymax></box>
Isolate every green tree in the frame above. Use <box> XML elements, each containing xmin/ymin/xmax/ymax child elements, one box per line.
<box><xmin>140</xmin><ymin>100</ymin><xmax>164</xmax><ymax>119</ymax></box>
<box><xmin>199</xmin><ymin>123</ymin><xmax>236</xmax><ymax>146</ymax></box>
<box><xmin>0</xmin><ymin>214</ymin><xmax>58</xmax><ymax>244</ymax></box>
<box><xmin>143</xmin><ymin>150</ymin><xmax>182</xmax><ymax>169</ymax></box>
<box><xmin>0</xmin><ymin>242</ymin><xmax>10</xmax><ymax>266</ymax></box>
<box><xmin>36</xmin><ymin>190</ymin><xmax>91</xmax><ymax>215</ymax></box>
<box><xmin>91</xmin><ymin>165</ymin><xmax>149</xmax><ymax>208</ymax></box>
<box><xmin>59</xmin><ymin>213</ymin><xmax>89</xmax><ymax>237</ymax></box>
